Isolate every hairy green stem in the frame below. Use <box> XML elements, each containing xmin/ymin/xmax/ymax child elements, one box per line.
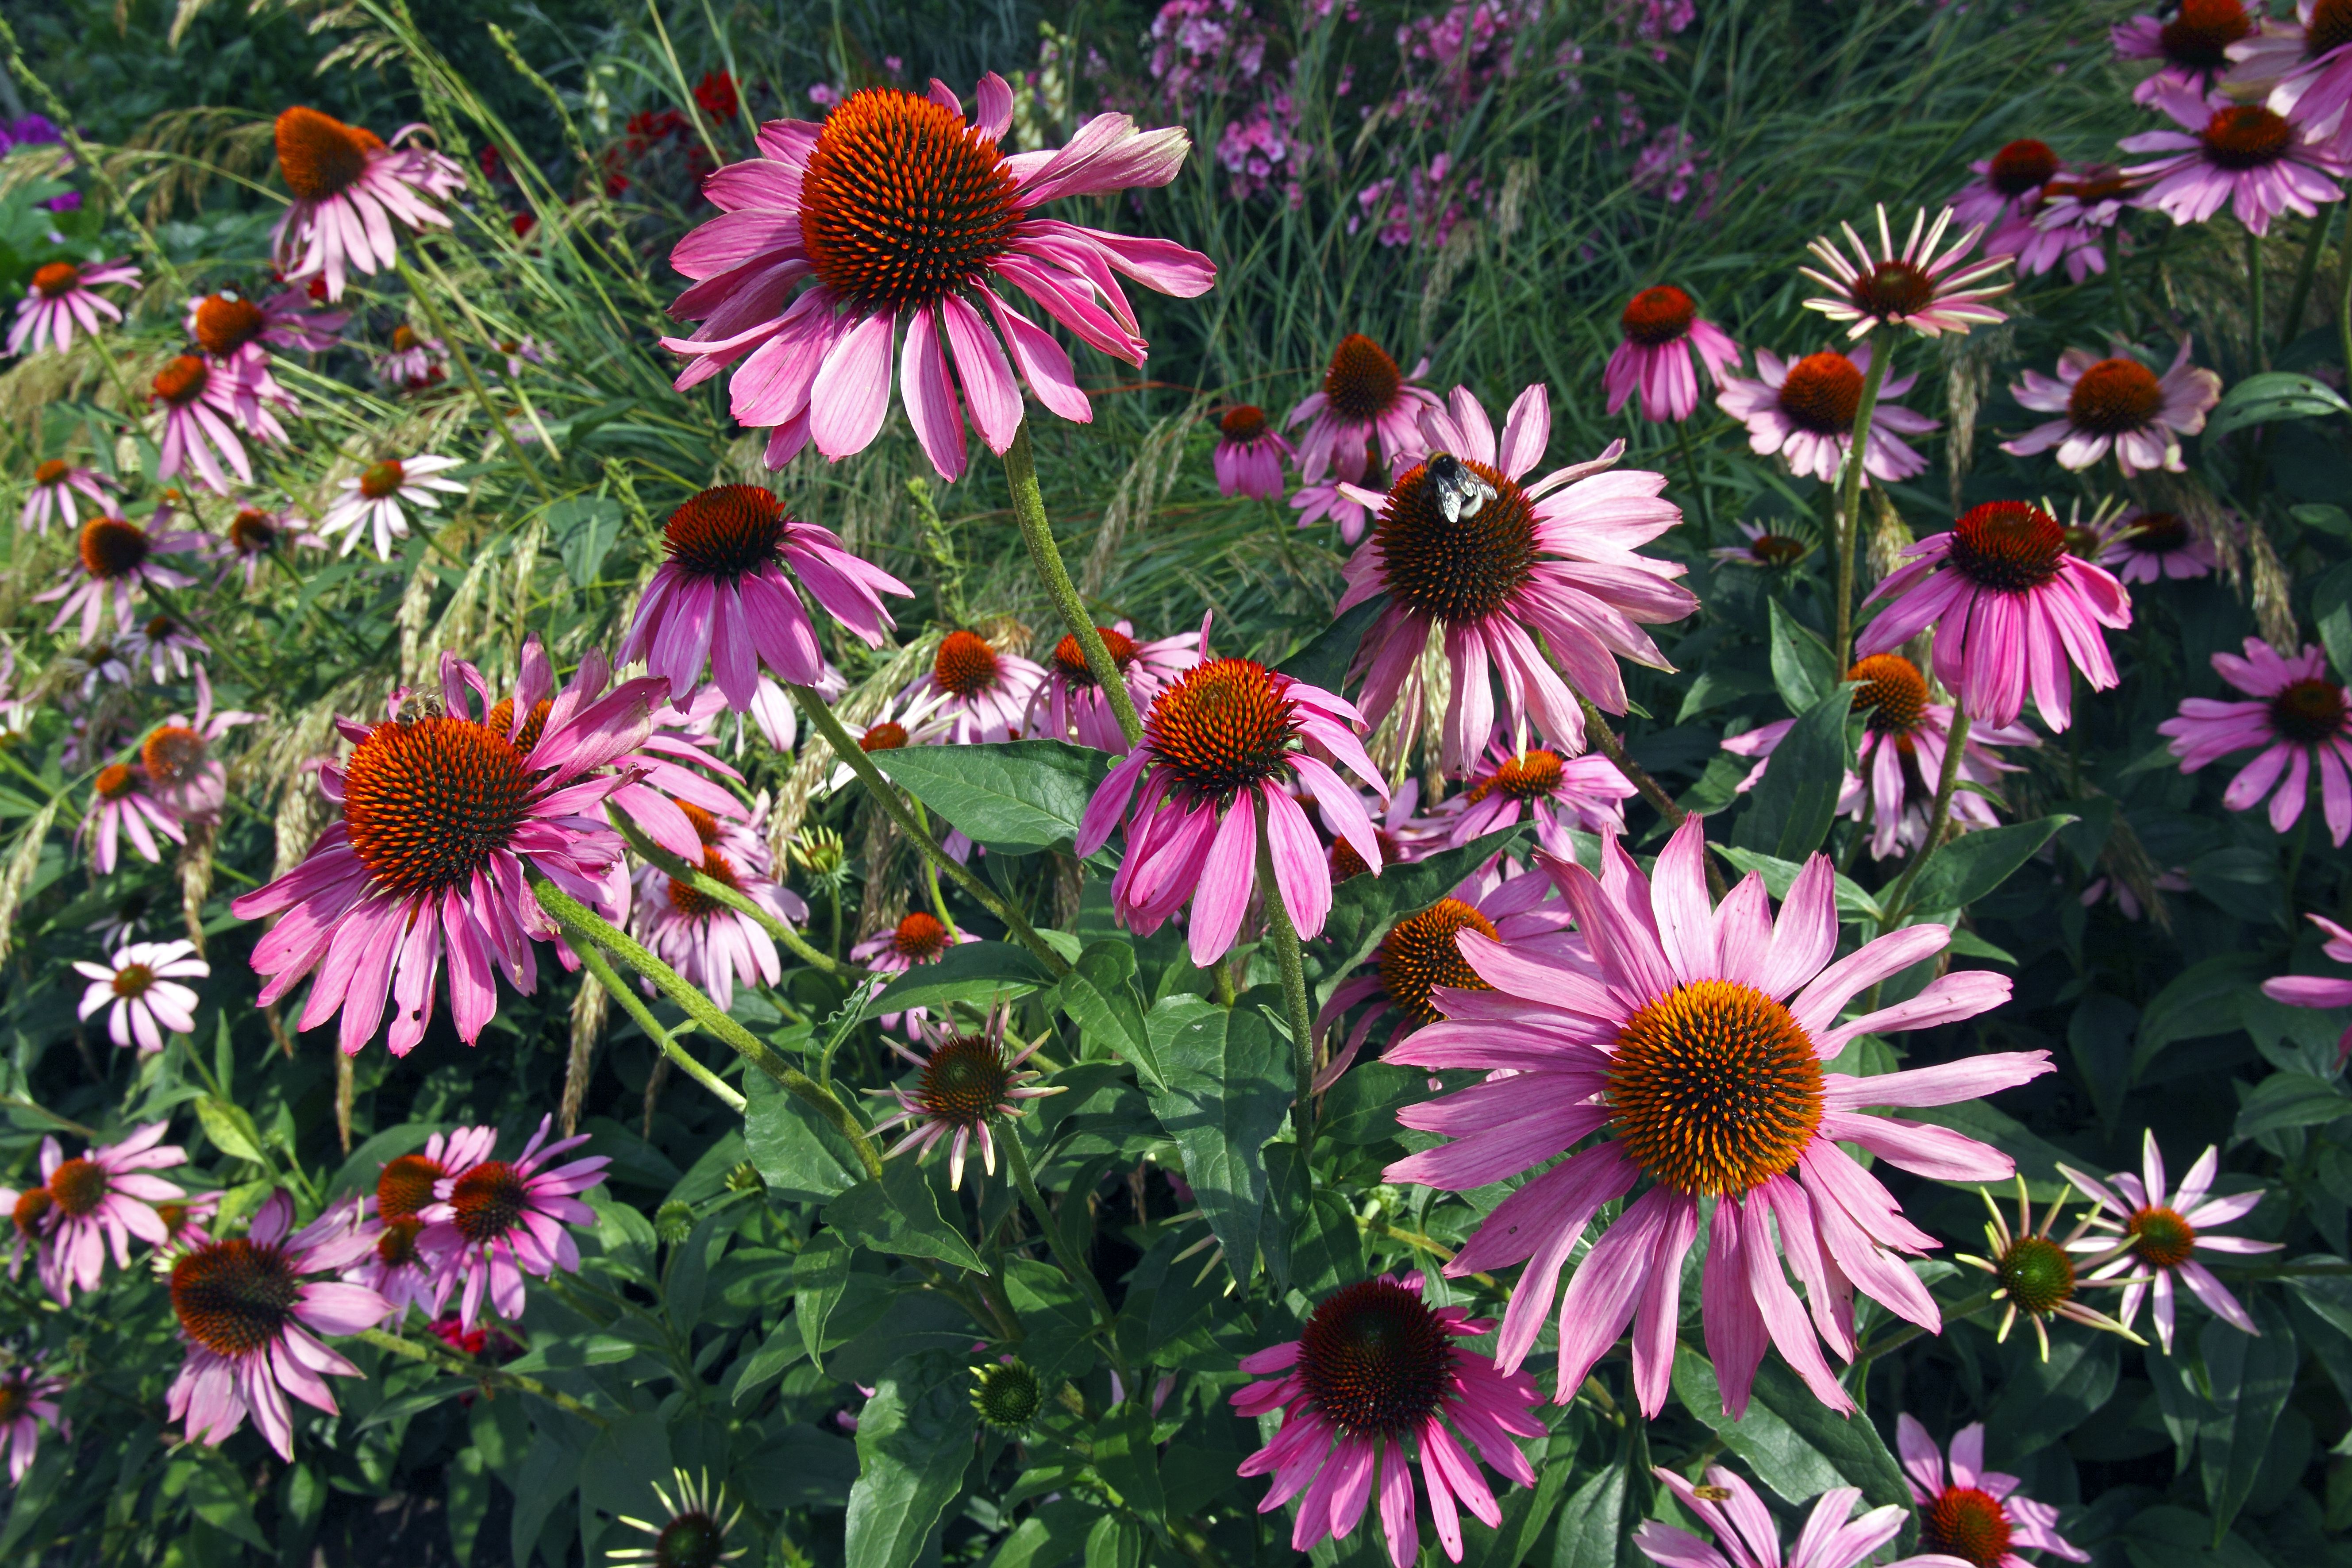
<box><xmin>909</xmin><ymin>799</ymin><xmax>962</xmax><ymax>938</ymax></box>
<box><xmin>358</xmin><ymin>1327</ymin><xmax>608</xmax><ymax>1422</ymax></box>
<box><xmin>1832</xmin><ymin>331</ymin><xmax>1891</xmax><ymax>670</ymax></box>
<box><xmin>571</xmin><ymin>936</ymin><xmax>747</xmax><ymax>1113</ymax></box>
<box><xmin>1879</xmin><ymin>705</ymin><xmax>1971</xmax><ymax>928</ymax></box>
<box><xmin>1003</xmin><ymin>422</ymin><xmax>1144</xmax><ymax>746</ymax></box>
<box><xmin>529</xmin><ymin>875</ymin><xmax>883</xmax><ymax>1179</ymax></box>
<box><xmin>393</xmin><ymin>254</ymin><xmax>554</xmax><ymax>505</ymax></box>
<box><xmin>608</xmin><ymin>807</ymin><xmax>847</xmax><ymax>977</ymax></box>
<box><xmin>1253</xmin><ymin>824</ymin><xmax>1318</xmax><ymax>1147</ymax></box>
<box><xmin>790</xmin><ymin>686</ymin><xmax>1069</xmax><ymax>975</ymax></box>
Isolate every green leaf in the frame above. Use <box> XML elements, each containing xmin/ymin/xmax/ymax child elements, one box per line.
<box><xmin>824</xmin><ymin>1161</ymin><xmax>985</xmax><ymax>1273</ymax></box>
<box><xmin>735</xmin><ymin>1423</ymin><xmax>860</xmax><ymax>1510</ymax></box>
<box><xmin>844</xmin><ymin>1359</ymin><xmax>979</xmax><ymax>1568</ymax></box>
<box><xmin>1316</xmin><ymin>1061</ymin><xmax>1444</xmax><ymax>1145</ymax></box>
<box><xmin>1459</xmin><ymin>1440</ymin><xmax>1586</xmax><ymax>1568</ymax></box>
<box><xmin>1145</xmin><ymin>993</ymin><xmax>1291</xmax><ymax>1284</ymax></box>
<box><xmin>195</xmin><ymin>1095</ymin><xmax>268</xmax><ymax>1166</ymax></box>
<box><xmin>1985</xmin><ymin>1330</ymin><xmax>2119</xmax><ymax>1456</ymax></box>
<box><xmin>1002</xmin><ymin>1258</ymin><xmax>1096</xmax><ymax>1383</ymax></box>
<box><xmin>2314</xmin><ymin>562</ymin><xmax>2352</xmax><ymax>684</ymax></box>
<box><xmin>1056</xmin><ymin>940</ymin><xmax>1162</xmax><ymax>1088</ymax></box>
<box><xmin>2204</xmin><ymin>370</ymin><xmax>2352</xmax><ymax>441</ymax></box>
<box><xmin>1711</xmin><ymin>845</ymin><xmax>1883</xmax><ymax>921</ymax></box>
<box><xmin>1084</xmin><ymin>1516</ymin><xmax>1143</xmax><ymax>1568</ymax></box>
<box><xmin>2233</xmin><ymin>1071</ymin><xmax>2352</xmax><ymax>1143</ymax></box>
<box><xmin>873</xmin><ymin>740</ymin><xmax>1113</xmax><ymax>854</ymax></box>
<box><xmin>1089</xmin><ymin>1405</ymin><xmax>1165</xmax><ymax>1525</ymax></box>
<box><xmin>1769</xmin><ymin>599</ymin><xmax>1839</xmax><ymax>715</ymax></box>
<box><xmin>1900</xmin><ymin>815</ymin><xmax>2074</xmax><ymax>914</ymax></box>
<box><xmin>579</xmin><ymin>1411</ymin><xmax>671</xmax><ymax>1536</ymax></box>
<box><xmin>547</xmin><ymin>494</ymin><xmax>623</xmax><ymax>587</ymax></box>
<box><xmin>987</xmin><ymin>1499</ymin><xmax>1100</xmax><ymax>1568</ymax></box>
<box><xmin>743</xmin><ymin>1073</ymin><xmax>863</xmax><ymax>1204</ymax></box>
<box><xmin>1677</xmin><ymin>666</ymin><xmax>1779</xmax><ymax>723</ymax></box>
<box><xmin>1672</xmin><ymin>1346</ymin><xmax>1911</xmax><ymax>1510</ymax></box>
<box><xmin>2069</xmin><ymin>992</ymin><xmax>2135</xmax><ymax>1133</ymax></box>
<box><xmin>2198</xmin><ymin>1302</ymin><xmax>2299</xmax><ymax>1541</ymax></box>
<box><xmin>2134</xmin><ymin>953</ymin><xmax>2272</xmax><ymax>1079</ymax></box>
<box><xmin>1320</xmin><ymin>825</ymin><xmax>1527</xmax><ymax>982</ymax></box>
<box><xmin>1732</xmin><ymin>684</ymin><xmax>1854</xmax><ymax>862</ymax></box>
<box><xmin>729</xmin><ymin>1320</ymin><xmax>808</xmax><ymax>1406</ymax></box>
<box><xmin>872</xmin><ymin>940</ymin><xmax>1055</xmax><ymax>1014</ymax></box>
<box><xmin>1274</xmin><ymin>595</ymin><xmax>1386</xmax><ymax>694</ymax></box>
<box><xmin>1543</xmin><ymin>1459</ymin><xmax>1628</xmax><ymax>1568</ymax></box>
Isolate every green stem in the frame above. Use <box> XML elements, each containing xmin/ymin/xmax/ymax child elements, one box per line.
<box><xmin>1848</xmin><ymin>1291</ymin><xmax>1994</xmax><ymax>1371</ymax></box>
<box><xmin>1003</xmin><ymin>422</ymin><xmax>1143</xmax><ymax>746</ymax></box>
<box><xmin>357</xmin><ymin>1327</ymin><xmax>608</xmax><ymax>1422</ymax></box>
<box><xmin>1574</xmin><ymin>691</ymin><xmax>1729</xmax><ymax>900</ymax></box>
<box><xmin>1832</xmin><ymin>330</ymin><xmax>1891</xmax><ymax>671</ymax></box>
<box><xmin>2248</xmin><ymin>227</ymin><xmax>2270</xmax><ymax>375</ymax></box>
<box><xmin>1253</xmin><ymin>820</ymin><xmax>1318</xmax><ymax>1147</ymax></box>
<box><xmin>608</xmin><ymin>807</ymin><xmax>847</xmax><ymax>976</ymax></box>
<box><xmin>2282</xmin><ymin>207</ymin><xmax>2334</xmax><ymax>358</ymax></box>
<box><xmin>393</xmin><ymin>254</ymin><xmax>554</xmax><ymax>506</ymax></box>
<box><xmin>529</xmin><ymin>875</ymin><xmax>884</xmax><ymax>1179</ymax></box>
<box><xmin>1675</xmin><ymin>418</ymin><xmax>1714</xmax><ymax>533</ymax></box>
<box><xmin>571</xmin><ymin>936</ymin><xmax>747</xmax><ymax>1113</ymax></box>
<box><xmin>1002</xmin><ymin>1132</ymin><xmax>1128</xmax><ymax>1386</ymax></box>
<box><xmin>1878</xmin><ymin>705</ymin><xmax>1971</xmax><ymax>928</ymax></box>
<box><xmin>790</xmin><ymin>686</ymin><xmax>1069</xmax><ymax>975</ymax></box>
<box><xmin>909</xmin><ymin>800</ymin><xmax>962</xmax><ymax>938</ymax></box>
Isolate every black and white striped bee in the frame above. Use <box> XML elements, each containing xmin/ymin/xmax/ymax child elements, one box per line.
<box><xmin>1424</xmin><ymin>451</ymin><xmax>1497</xmax><ymax>524</ymax></box>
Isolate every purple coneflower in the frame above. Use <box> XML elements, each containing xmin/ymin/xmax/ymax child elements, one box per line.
<box><xmin>1801</xmin><ymin>205</ymin><xmax>2012</xmax><ymax>339</ymax></box>
<box><xmin>2264</xmin><ymin>913</ymin><xmax>2352</xmax><ymax>1059</ymax></box>
<box><xmin>1435</xmin><ymin>728</ymin><xmax>1638</xmax><ymax>848</ymax></box>
<box><xmin>219</xmin><ymin>503</ymin><xmax>325</xmax><ymax>588</ymax></box>
<box><xmin>1898</xmin><ymin>1417</ymin><xmax>2087</xmax><ymax>1568</ymax></box>
<box><xmin>230</xmin><ymin>640</ymin><xmax>662</xmax><ymax>1056</ymax></box>
<box><xmin>629</xmin><ymin>799</ymin><xmax>807</xmax><ymax>1012</ymax></box>
<box><xmin>168</xmin><ymin>1190</ymin><xmax>388</xmax><ymax>1459</ymax></box>
<box><xmin>119</xmin><ymin>610</ymin><xmax>208</xmax><ymax>683</ymax></box>
<box><xmin>35</xmin><ymin>513</ymin><xmax>204</xmax><ymax>645</ymax></box>
<box><xmin>1077</xmin><ymin>642</ymin><xmax>1386</xmax><ymax>964</ymax></box>
<box><xmin>899</xmin><ymin>629</ymin><xmax>1045</xmax><ymax>744</ymax></box>
<box><xmin>2061</xmin><ymin>1132</ymin><xmax>2280</xmax><ymax>1352</ymax></box>
<box><xmin>2227</xmin><ymin>0</ymin><xmax>2352</xmax><ymax>152</ymax></box>
<box><xmin>271</xmin><ymin>107</ymin><xmax>462</xmax><ymax>299</ymax></box>
<box><xmin>1231</xmin><ymin>1271</ymin><xmax>1543</xmax><ymax>1568</ymax></box>
<box><xmin>1857</xmin><ymin>502</ymin><xmax>2132</xmax><ymax>732</ymax></box>
<box><xmin>1027</xmin><ymin>620</ymin><xmax>1199</xmax><ymax>752</ymax></box>
<box><xmin>1383</xmin><ymin>816</ymin><xmax>2049</xmax><ymax>1418</ymax></box>
<box><xmin>135</xmin><ymin>668</ymin><xmax>255</xmax><ymax>823</ymax></box>
<box><xmin>660</xmin><ymin>75</ymin><xmax>1212</xmax><ymax>480</ymax></box>
<box><xmin>1636</xmin><ymin>1464</ymin><xmax>1967</xmax><ymax>1568</ymax></box>
<box><xmin>346</xmin><ymin>1127</ymin><xmax>497</xmax><ymax>1318</ymax></box>
<box><xmin>0</xmin><ymin>1359</ymin><xmax>65</xmax><ymax>1483</ymax></box>
<box><xmin>7</xmin><ymin>258</ymin><xmax>139</xmax><ymax>357</ymax></box>
<box><xmin>2098</xmin><ymin>506</ymin><xmax>2214</xmax><ymax>582</ymax></box>
<box><xmin>2159</xmin><ymin>638</ymin><xmax>2352</xmax><ymax>842</ymax></box>
<box><xmin>2114</xmin><ymin>0</ymin><xmax>2257</xmax><ymax>103</ymax></box>
<box><xmin>870</xmin><ymin>1008</ymin><xmax>1058</xmax><ymax>1188</ymax></box>
<box><xmin>1716</xmin><ymin>344</ymin><xmax>1939</xmax><ymax>486</ymax></box>
<box><xmin>1213</xmin><ymin>405</ymin><xmax>1293</xmax><ymax>498</ymax></box>
<box><xmin>1333</xmin><ymin>384</ymin><xmax>1696</xmax><ymax>774</ymax></box>
<box><xmin>318</xmin><ymin>454</ymin><xmax>466</xmax><ymax>560</ymax></box>
<box><xmin>618</xmin><ymin>485</ymin><xmax>908</xmax><ymax>711</ymax></box>
<box><xmin>20</xmin><ymin>458</ymin><xmax>116</xmax><ymax>534</ymax></box>
<box><xmin>851</xmin><ymin>911</ymin><xmax>980</xmax><ymax>1040</ymax></box>
<box><xmin>74</xmin><ymin>939</ymin><xmax>208</xmax><ymax>1055</ymax></box>
<box><xmin>2001</xmin><ymin>339</ymin><xmax>2221</xmax><ymax>476</ymax></box>
<box><xmin>418</xmin><ymin>1115</ymin><xmax>609</xmax><ymax>1329</ymax></box>
<box><xmin>78</xmin><ymin>758</ymin><xmax>186</xmax><ymax>875</ymax></box>
<box><xmin>2122</xmin><ymin>83</ymin><xmax>2348</xmax><ymax>236</ymax></box>
<box><xmin>1604</xmin><ymin>285</ymin><xmax>1741</xmax><ymax>424</ymax></box>
<box><xmin>37</xmin><ymin>1123</ymin><xmax>186</xmax><ymax>1304</ymax></box>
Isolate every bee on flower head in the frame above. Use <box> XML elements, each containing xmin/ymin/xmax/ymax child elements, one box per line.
<box><xmin>1423</xmin><ymin>451</ymin><xmax>1497</xmax><ymax>524</ymax></box>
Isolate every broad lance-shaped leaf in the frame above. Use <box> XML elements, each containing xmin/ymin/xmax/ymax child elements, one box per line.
<box><xmin>873</xmin><ymin>739</ymin><xmax>1112</xmax><ymax>854</ymax></box>
<box><xmin>1732</xmin><ymin>682</ymin><xmax>1855</xmax><ymax>863</ymax></box>
<box><xmin>1145</xmin><ymin>992</ymin><xmax>1291</xmax><ymax>1285</ymax></box>
<box><xmin>872</xmin><ymin>940</ymin><xmax>1055</xmax><ymax>1014</ymax></box>
<box><xmin>1769</xmin><ymin>598</ymin><xmax>1839</xmax><ymax>715</ymax></box>
<box><xmin>1273</xmin><ymin>594</ymin><xmax>1385</xmax><ymax>694</ymax></box>
<box><xmin>2198</xmin><ymin>1302</ymin><xmax>2298</xmax><ymax>1543</ymax></box>
<box><xmin>822</xmin><ymin>1160</ymin><xmax>985</xmax><ymax>1273</ymax></box>
<box><xmin>1056</xmin><ymin>939</ymin><xmax>1162</xmax><ymax>1088</ymax></box>
<box><xmin>2205</xmin><ymin>370</ymin><xmax>2352</xmax><ymax>441</ymax></box>
<box><xmin>843</xmin><ymin>1356</ymin><xmax>978</xmax><ymax>1568</ymax></box>
<box><xmin>1671</xmin><ymin>1347</ymin><xmax>1911</xmax><ymax>1513</ymax></box>
<box><xmin>1898</xmin><ymin>814</ymin><xmax>2073</xmax><ymax>917</ymax></box>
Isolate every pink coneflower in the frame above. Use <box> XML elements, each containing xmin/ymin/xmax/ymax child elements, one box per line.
<box><xmin>271</xmin><ymin>107</ymin><xmax>461</xmax><ymax>299</ymax></box>
<box><xmin>373</xmin><ymin>324</ymin><xmax>446</xmax><ymax>391</ymax></box>
<box><xmin>1710</xmin><ymin>520</ymin><xmax>1815</xmax><ymax>570</ymax></box>
<box><xmin>1604</xmin><ymin>285</ymin><xmax>1741</xmax><ymax>424</ymax></box>
<box><xmin>346</xmin><ymin>1127</ymin><xmax>496</xmax><ymax>1317</ymax></box>
<box><xmin>1323</xmin><ymin>778</ymin><xmax>1440</xmax><ymax>882</ymax></box>
<box><xmin>151</xmin><ymin>352</ymin><xmax>283</xmax><ymax>496</ymax></box>
<box><xmin>2121</xmin><ymin>84</ymin><xmax>2348</xmax><ymax>236</ymax></box>
<box><xmin>1333</xmin><ymin>384</ymin><xmax>1696</xmax><ymax>774</ymax></box>
<box><xmin>230</xmin><ymin>639</ymin><xmax>663</xmax><ymax>1056</ymax></box>
<box><xmin>1802</xmin><ymin>205</ymin><xmax>2012</xmax><ymax>339</ymax></box>
<box><xmin>184</xmin><ymin>287</ymin><xmax>348</xmax><ymax>358</ymax></box>
<box><xmin>1028</xmin><ymin>620</ymin><xmax>1199</xmax><ymax>751</ymax></box>
<box><xmin>2024</xmin><ymin>168</ymin><xmax>2136</xmax><ymax>283</ymax></box>
<box><xmin>1382</xmin><ymin>816</ymin><xmax>2051</xmax><ymax>1418</ymax></box>
<box><xmin>77</xmin><ymin>759</ymin><xmax>186</xmax><ymax>874</ymax></box>
<box><xmin>1078</xmin><ymin>646</ymin><xmax>1386</xmax><ymax>964</ymax></box>
<box><xmin>20</xmin><ymin>458</ymin><xmax>116</xmax><ymax>534</ymax></box>
<box><xmin>1213</xmin><ymin>405</ymin><xmax>1294</xmax><ymax>498</ymax></box>
<box><xmin>318</xmin><ymin>454</ymin><xmax>467</xmax><ymax>560</ymax></box>
<box><xmin>74</xmin><ymin>939</ymin><xmax>208</xmax><ymax>1055</ymax></box>
<box><xmin>119</xmin><ymin>610</ymin><xmax>208</xmax><ymax>683</ymax></box>
<box><xmin>2227</xmin><ymin>1</ymin><xmax>2352</xmax><ymax>149</ymax></box>
<box><xmin>1723</xmin><ymin>653</ymin><xmax>2037</xmax><ymax>861</ymax></box>
<box><xmin>1896</xmin><ymin>1418</ymin><xmax>2087</xmax><ymax>1568</ymax></box>
<box><xmin>35</xmin><ymin>513</ymin><xmax>204</xmax><ymax>644</ymax></box>
<box><xmin>1857</xmin><ymin>502</ymin><xmax>2132</xmax><ymax>732</ymax></box>
<box><xmin>851</xmin><ymin>912</ymin><xmax>980</xmax><ymax>1039</ymax></box>
<box><xmin>901</xmin><ymin>629</ymin><xmax>1045</xmax><ymax>744</ymax></box>
<box><xmin>0</xmin><ymin>1359</ymin><xmax>65</xmax><ymax>1483</ymax></box>
<box><xmin>1231</xmin><ymin>1271</ymin><xmax>1543</xmax><ymax>1568</ymax></box>
<box><xmin>660</xmin><ymin>75</ymin><xmax>1212</xmax><ymax>481</ymax></box>
<box><xmin>168</xmin><ymin>1190</ymin><xmax>388</xmax><ymax>1459</ymax></box>
<box><xmin>0</xmin><ymin>1186</ymin><xmax>48</xmax><ymax>1283</ymax></box>
<box><xmin>136</xmin><ymin>668</ymin><xmax>256</xmax><ymax>822</ymax></box>
<box><xmin>418</xmin><ymin>1114</ymin><xmax>609</xmax><ymax>1329</ymax></box>
<box><xmin>608</xmin><ymin>688</ymin><xmax>766</xmax><ymax>865</ymax></box>
<box><xmin>870</xmin><ymin>1008</ymin><xmax>1058</xmax><ymax>1188</ymax></box>
<box><xmin>219</xmin><ymin>503</ymin><xmax>325</xmax><ymax>588</ymax></box>
<box><xmin>617</xmin><ymin>485</ymin><xmax>908</xmax><ymax>711</ymax></box>
<box><xmin>824</xmin><ymin>688</ymin><xmax>951</xmax><ymax>791</ymax></box>
<box><xmin>37</xmin><ymin>1123</ymin><xmax>186</xmax><ymax>1304</ymax></box>
<box><xmin>1435</xmin><ymin>728</ymin><xmax>1636</xmax><ymax>848</ymax></box>
<box><xmin>1288</xmin><ymin>334</ymin><xmax>1442</xmax><ymax>491</ymax></box>
<box><xmin>150</xmin><ymin>1190</ymin><xmax>223</xmax><ymax>1268</ymax></box>
<box><xmin>2262</xmin><ymin>913</ymin><xmax>2352</xmax><ymax>1059</ymax></box>
<box><xmin>2115</xmin><ymin>1</ymin><xmax>2257</xmax><ymax>102</ymax></box>
<box><xmin>2060</xmin><ymin>1132</ymin><xmax>2280</xmax><ymax>1353</ymax></box>
<box><xmin>2158</xmin><ymin>638</ymin><xmax>2352</xmax><ymax>842</ymax></box>
<box><xmin>1636</xmin><ymin>1464</ymin><xmax>1963</xmax><ymax>1568</ymax></box>
<box><xmin>1313</xmin><ymin>859</ymin><xmax>1578</xmax><ymax>1090</ymax></box>
<box><xmin>1716</xmin><ymin>344</ymin><xmax>1940</xmax><ymax>486</ymax></box>
<box><xmin>2099</xmin><ymin>506</ymin><xmax>2215</xmax><ymax>582</ymax></box>
<box><xmin>7</xmin><ymin>258</ymin><xmax>139</xmax><ymax>357</ymax></box>
<box><xmin>1949</xmin><ymin>139</ymin><xmax>2062</xmax><ymax>242</ymax></box>
<box><xmin>629</xmin><ymin>802</ymin><xmax>808</xmax><ymax>1012</ymax></box>
<box><xmin>2001</xmin><ymin>340</ymin><xmax>2221</xmax><ymax>476</ymax></box>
